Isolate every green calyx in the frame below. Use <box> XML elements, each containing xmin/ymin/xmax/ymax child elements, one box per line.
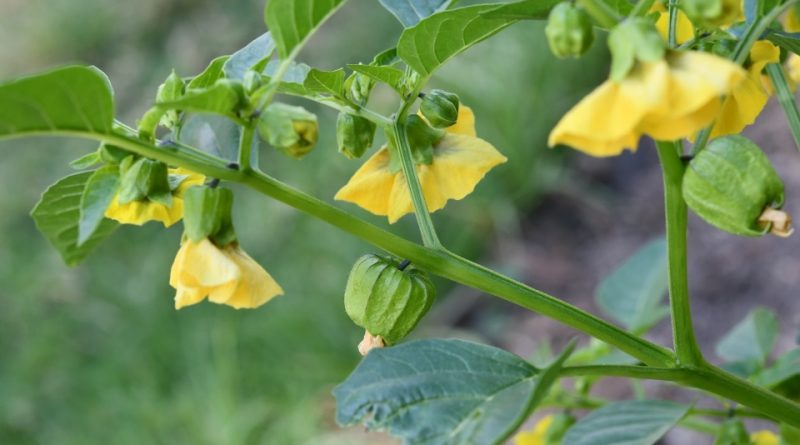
<box><xmin>257</xmin><ymin>103</ymin><xmax>319</xmax><ymax>159</ymax></box>
<box><xmin>336</xmin><ymin>112</ymin><xmax>376</xmax><ymax>160</ymax></box>
<box><xmin>420</xmin><ymin>89</ymin><xmax>460</xmax><ymax>128</ymax></box>
<box><xmin>608</xmin><ymin>18</ymin><xmax>666</xmax><ymax>81</ymax></box>
<box><xmin>344</xmin><ymin>254</ymin><xmax>436</xmax><ymax>345</ymax></box>
<box><xmin>683</xmin><ymin>135</ymin><xmax>788</xmax><ymax>237</ymax></box>
<box><xmin>117</xmin><ymin>158</ymin><xmax>173</xmax><ymax>206</ymax></box>
<box><xmin>388</xmin><ymin>115</ymin><xmax>444</xmax><ymax>172</ymax></box>
<box><xmin>182</xmin><ymin>185</ymin><xmax>237</xmax><ymax>246</ymax></box>
<box><xmin>545</xmin><ymin>2</ymin><xmax>595</xmax><ymax>59</ymax></box>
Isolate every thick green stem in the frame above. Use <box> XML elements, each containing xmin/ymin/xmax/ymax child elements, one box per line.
<box><xmin>767</xmin><ymin>63</ymin><xmax>800</xmax><ymax>152</ymax></box>
<box><xmin>656</xmin><ymin>141</ymin><xmax>704</xmax><ymax>366</ymax></box>
<box><xmin>238</xmin><ymin>125</ymin><xmax>255</xmax><ymax>171</ymax></box>
<box><xmin>667</xmin><ymin>0</ymin><xmax>679</xmax><ymax>48</ymax></box>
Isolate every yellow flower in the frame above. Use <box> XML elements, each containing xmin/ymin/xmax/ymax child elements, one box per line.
<box><xmin>751</xmin><ymin>430</ymin><xmax>780</xmax><ymax>445</ymax></box>
<box><xmin>105</xmin><ymin>168</ymin><xmax>205</xmax><ymax>227</ymax></box>
<box><xmin>549</xmin><ymin>51</ymin><xmax>744</xmax><ymax>157</ymax></box>
<box><xmin>789</xmin><ymin>53</ymin><xmax>800</xmax><ymax>85</ymax></box>
<box><xmin>711</xmin><ymin>40</ymin><xmax>780</xmax><ymax>138</ymax></box>
<box><xmin>169</xmin><ymin>238</ymin><xmax>283</xmax><ymax>310</ymax></box>
<box><xmin>652</xmin><ymin>2</ymin><xmax>694</xmax><ymax>44</ymax></box>
<box><xmin>514</xmin><ymin>415</ymin><xmax>554</xmax><ymax>445</ymax></box>
<box><xmin>335</xmin><ymin>106</ymin><xmax>507</xmax><ymax>223</ymax></box>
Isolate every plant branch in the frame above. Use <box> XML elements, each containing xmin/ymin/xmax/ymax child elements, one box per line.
<box><xmin>656</xmin><ymin>141</ymin><xmax>704</xmax><ymax>366</ymax></box>
<box><xmin>238</xmin><ymin>125</ymin><xmax>255</xmax><ymax>171</ymax></box>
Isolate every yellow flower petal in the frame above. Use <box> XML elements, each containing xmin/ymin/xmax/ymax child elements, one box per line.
<box><xmin>169</xmin><ymin>239</ymin><xmax>282</xmax><ymax>310</ymax></box>
<box><xmin>105</xmin><ymin>195</ymin><xmax>185</xmax><ymax>227</ymax></box>
<box><xmin>514</xmin><ymin>415</ymin><xmax>554</xmax><ymax>445</ymax></box>
<box><xmin>549</xmin><ymin>61</ymin><xmax>670</xmax><ymax>157</ymax></box>
<box><xmin>787</xmin><ymin>8</ymin><xmax>800</xmax><ymax>32</ymax></box>
<box><xmin>751</xmin><ymin>430</ymin><xmax>780</xmax><ymax>445</ymax></box>
<box><xmin>334</xmin><ymin>147</ymin><xmax>396</xmax><ymax>216</ymax></box>
<box><xmin>789</xmin><ymin>53</ymin><xmax>800</xmax><ymax>85</ymax></box>
<box><xmin>170</xmin><ymin>167</ymin><xmax>206</xmax><ymax>196</ymax></box>
<box><xmin>444</xmin><ymin>105</ymin><xmax>477</xmax><ymax>137</ymax></box>
<box><xmin>652</xmin><ymin>2</ymin><xmax>694</xmax><ymax>44</ymax></box>
<box><xmin>212</xmin><ymin>245</ymin><xmax>284</xmax><ymax>309</ymax></box>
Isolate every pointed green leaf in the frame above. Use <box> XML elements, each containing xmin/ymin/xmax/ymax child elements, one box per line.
<box><xmin>334</xmin><ymin>339</ymin><xmax>571</xmax><ymax>445</ymax></box>
<box><xmin>347</xmin><ymin>64</ymin><xmax>405</xmax><ymax>92</ymax></box>
<box><xmin>189</xmin><ymin>55</ymin><xmax>231</xmax><ymax>89</ymax></box>
<box><xmin>563</xmin><ymin>401</ymin><xmax>690</xmax><ymax>445</ymax></box>
<box><xmin>378</xmin><ymin>0</ymin><xmax>453</xmax><ymax>27</ymax></box>
<box><xmin>223</xmin><ymin>33</ymin><xmax>275</xmax><ymax>80</ymax></box>
<box><xmin>31</xmin><ymin>172</ymin><xmax>118</xmax><ymax>266</ymax></box>
<box><xmin>756</xmin><ymin>349</ymin><xmax>800</xmax><ymax>400</ymax></box>
<box><xmin>70</xmin><ymin>150</ymin><xmax>103</xmax><ymax>170</ymax></box>
<box><xmin>596</xmin><ymin>238</ymin><xmax>669</xmax><ymax>334</ymax></box>
<box><xmin>767</xmin><ymin>32</ymin><xmax>800</xmax><ymax>56</ymax></box>
<box><xmin>264</xmin><ymin>0</ymin><xmax>348</xmax><ymax>59</ymax></box>
<box><xmin>78</xmin><ymin>166</ymin><xmax>120</xmax><ymax>245</ymax></box>
<box><xmin>397</xmin><ymin>5</ymin><xmax>519</xmax><ymax>77</ymax></box>
<box><xmin>481</xmin><ymin>0</ymin><xmax>563</xmax><ymax>19</ymax></box>
<box><xmin>716</xmin><ymin>308</ymin><xmax>779</xmax><ymax>365</ymax></box>
<box><xmin>0</xmin><ymin>66</ymin><xmax>114</xmax><ymax>138</ymax></box>
<box><xmin>304</xmin><ymin>68</ymin><xmax>346</xmax><ymax>97</ymax></box>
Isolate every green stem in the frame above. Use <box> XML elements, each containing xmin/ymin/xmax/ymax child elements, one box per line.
<box><xmin>679</xmin><ymin>418</ymin><xmax>719</xmax><ymax>435</ymax></box>
<box><xmin>667</xmin><ymin>0</ymin><xmax>679</xmax><ymax>48</ymax></box>
<box><xmin>577</xmin><ymin>0</ymin><xmax>622</xmax><ymax>28</ymax></box>
<box><xmin>767</xmin><ymin>63</ymin><xmax>800</xmax><ymax>152</ymax></box>
<box><xmin>238</xmin><ymin>125</ymin><xmax>255</xmax><ymax>171</ymax></box>
<box><xmin>27</xmin><ymin>129</ymin><xmax>800</xmax><ymax>426</ymax></box>
<box><xmin>391</xmin><ymin>120</ymin><xmax>441</xmax><ymax>248</ymax></box>
<box><xmin>656</xmin><ymin>141</ymin><xmax>704</xmax><ymax>366</ymax></box>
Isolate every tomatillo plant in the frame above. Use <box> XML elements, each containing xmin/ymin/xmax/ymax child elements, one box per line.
<box><xmin>4</xmin><ymin>0</ymin><xmax>800</xmax><ymax>443</ymax></box>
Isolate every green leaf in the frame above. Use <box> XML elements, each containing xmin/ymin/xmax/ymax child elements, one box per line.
<box><xmin>562</xmin><ymin>400</ymin><xmax>690</xmax><ymax>445</ymax></box>
<box><xmin>334</xmin><ymin>339</ymin><xmax>572</xmax><ymax>445</ymax></box>
<box><xmin>31</xmin><ymin>172</ymin><xmax>118</xmax><ymax>266</ymax></box>
<box><xmin>397</xmin><ymin>4</ymin><xmax>519</xmax><ymax>77</ymax></box>
<box><xmin>378</xmin><ymin>0</ymin><xmax>453</xmax><ymax>27</ymax></box>
<box><xmin>157</xmin><ymin>80</ymin><xmax>243</xmax><ymax>120</ymax></box>
<box><xmin>69</xmin><ymin>150</ymin><xmax>103</xmax><ymax>170</ymax></box>
<box><xmin>264</xmin><ymin>0</ymin><xmax>348</xmax><ymax>59</ymax></box>
<box><xmin>715</xmin><ymin>307</ymin><xmax>779</xmax><ymax>365</ymax></box>
<box><xmin>223</xmin><ymin>33</ymin><xmax>275</xmax><ymax>80</ymax></box>
<box><xmin>0</xmin><ymin>66</ymin><xmax>114</xmax><ymax>138</ymax></box>
<box><xmin>595</xmin><ymin>238</ymin><xmax>669</xmax><ymax>334</ymax></box>
<box><xmin>303</xmin><ymin>68</ymin><xmax>346</xmax><ymax>97</ymax></box>
<box><xmin>347</xmin><ymin>64</ymin><xmax>405</xmax><ymax>92</ymax></box>
<box><xmin>188</xmin><ymin>55</ymin><xmax>231</xmax><ymax>89</ymax></box>
<box><xmin>78</xmin><ymin>166</ymin><xmax>120</xmax><ymax>245</ymax></box>
<box><xmin>481</xmin><ymin>0</ymin><xmax>563</xmax><ymax>19</ymax></box>
<box><xmin>756</xmin><ymin>349</ymin><xmax>800</xmax><ymax>400</ymax></box>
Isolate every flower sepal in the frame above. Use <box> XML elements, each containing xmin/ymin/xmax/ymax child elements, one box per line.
<box><xmin>257</xmin><ymin>103</ymin><xmax>319</xmax><ymax>159</ymax></box>
<box><xmin>336</xmin><ymin>112</ymin><xmax>376</xmax><ymax>159</ymax></box>
<box><xmin>117</xmin><ymin>158</ymin><xmax>173</xmax><ymax>206</ymax></box>
<box><xmin>182</xmin><ymin>185</ymin><xmax>237</xmax><ymax>246</ymax></box>
<box><xmin>608</xmin><ymin>18</ymin><xmax>666</xmax><ymax>81</ymax></box>
<box><xmin>420</xmin><ymin>89</ymin><xmax>460</xmax><ymax>128</ymax></box>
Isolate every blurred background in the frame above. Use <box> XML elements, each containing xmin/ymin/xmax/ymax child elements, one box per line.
<box><xmin>0</xmin><ymin>1</ymin><xmax>797</xmax><ymax>444</ymax></box>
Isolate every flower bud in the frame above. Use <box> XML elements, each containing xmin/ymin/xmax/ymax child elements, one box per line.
<box><xmin>681</xmin><ymin>0</ymin><xmax>740</xmax><ymax>27</ymax></box>
<box><xmin>344</xmin><ymin>254</ymin><xmax>436</xmax><ymax>348</ymax></box>
<box><xmin>683</xmin><ymin>135</ymin><xmax>791</xmax><ymax>237</ymax></box>
<box><xmin>545</xmin><ymin>3</ymin><xmax>595</xmax><ymax>59</ymax></box>
<box><xmin>607</xmin><ymin>18</ymin><xmax>666</xmax><ymax>81</ymax></box>
<box><xmin>347</xmin><ymin>73</ymin><xmax>374</xmax><ymax>105</ymax></box>
<box><xmin>257</xmin><ymin>103</ymin><xmax>319</xmax><ymax>159</ymax></box>
<box><xmin>420</xmin><ymin>89</ymin><xmax>460</xmax><ymax>128</ymax></box>
<box><xmin>243</xmin><ymin>70</ymin><xmax>263</xmax><ymax>94</ymax></box>
<box><xmin>117</xmin><ymin>158</ymin><xmax>172</xmax><ymax>206</ymax></box>
<box><xmin>182</xmin><ymin>186</ymin><xmax>237</xmax><ymax>246</ymax></box>
<box><xmin>336</xmin><ymin>113</ymin><xmax>377</xmax><ymax>159</ymax></box>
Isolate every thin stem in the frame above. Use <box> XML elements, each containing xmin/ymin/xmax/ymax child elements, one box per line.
<box><xmin>577</xmin><ymin>0</ymin><xmax>622</xmax><ymax>28</ymax></box>
<box><xmin>391</xmin><ymin>120</ymin><xmax>441</xmax><ymax>248</ymax></box>
<box><xmin>667</xmin><ymin>0</ymin><xmax>679</xmax><ymax>48</ymax></box>
<box><xmin>656</xmin><ymin>141</ymin><xmax>704</xmax><ymax>366</ymax></box>
<box><xmin>678</xmin><ymin>418</ymin><xmax>719</xmax><ymax>435</ymax></box>
<box><xmin>238</xmin><ymin>125</ymin><xmax>255</xmax><ymax>171</ymax></box>
<box><xmin>767</xmin><ymin>63</ymin><xmax>800</xmax><ymax>152</ymax></box>
<box><xmin>560</xmin><ymin>365</ymin><xmax>688</xmax><ymax>381</ymax></box>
